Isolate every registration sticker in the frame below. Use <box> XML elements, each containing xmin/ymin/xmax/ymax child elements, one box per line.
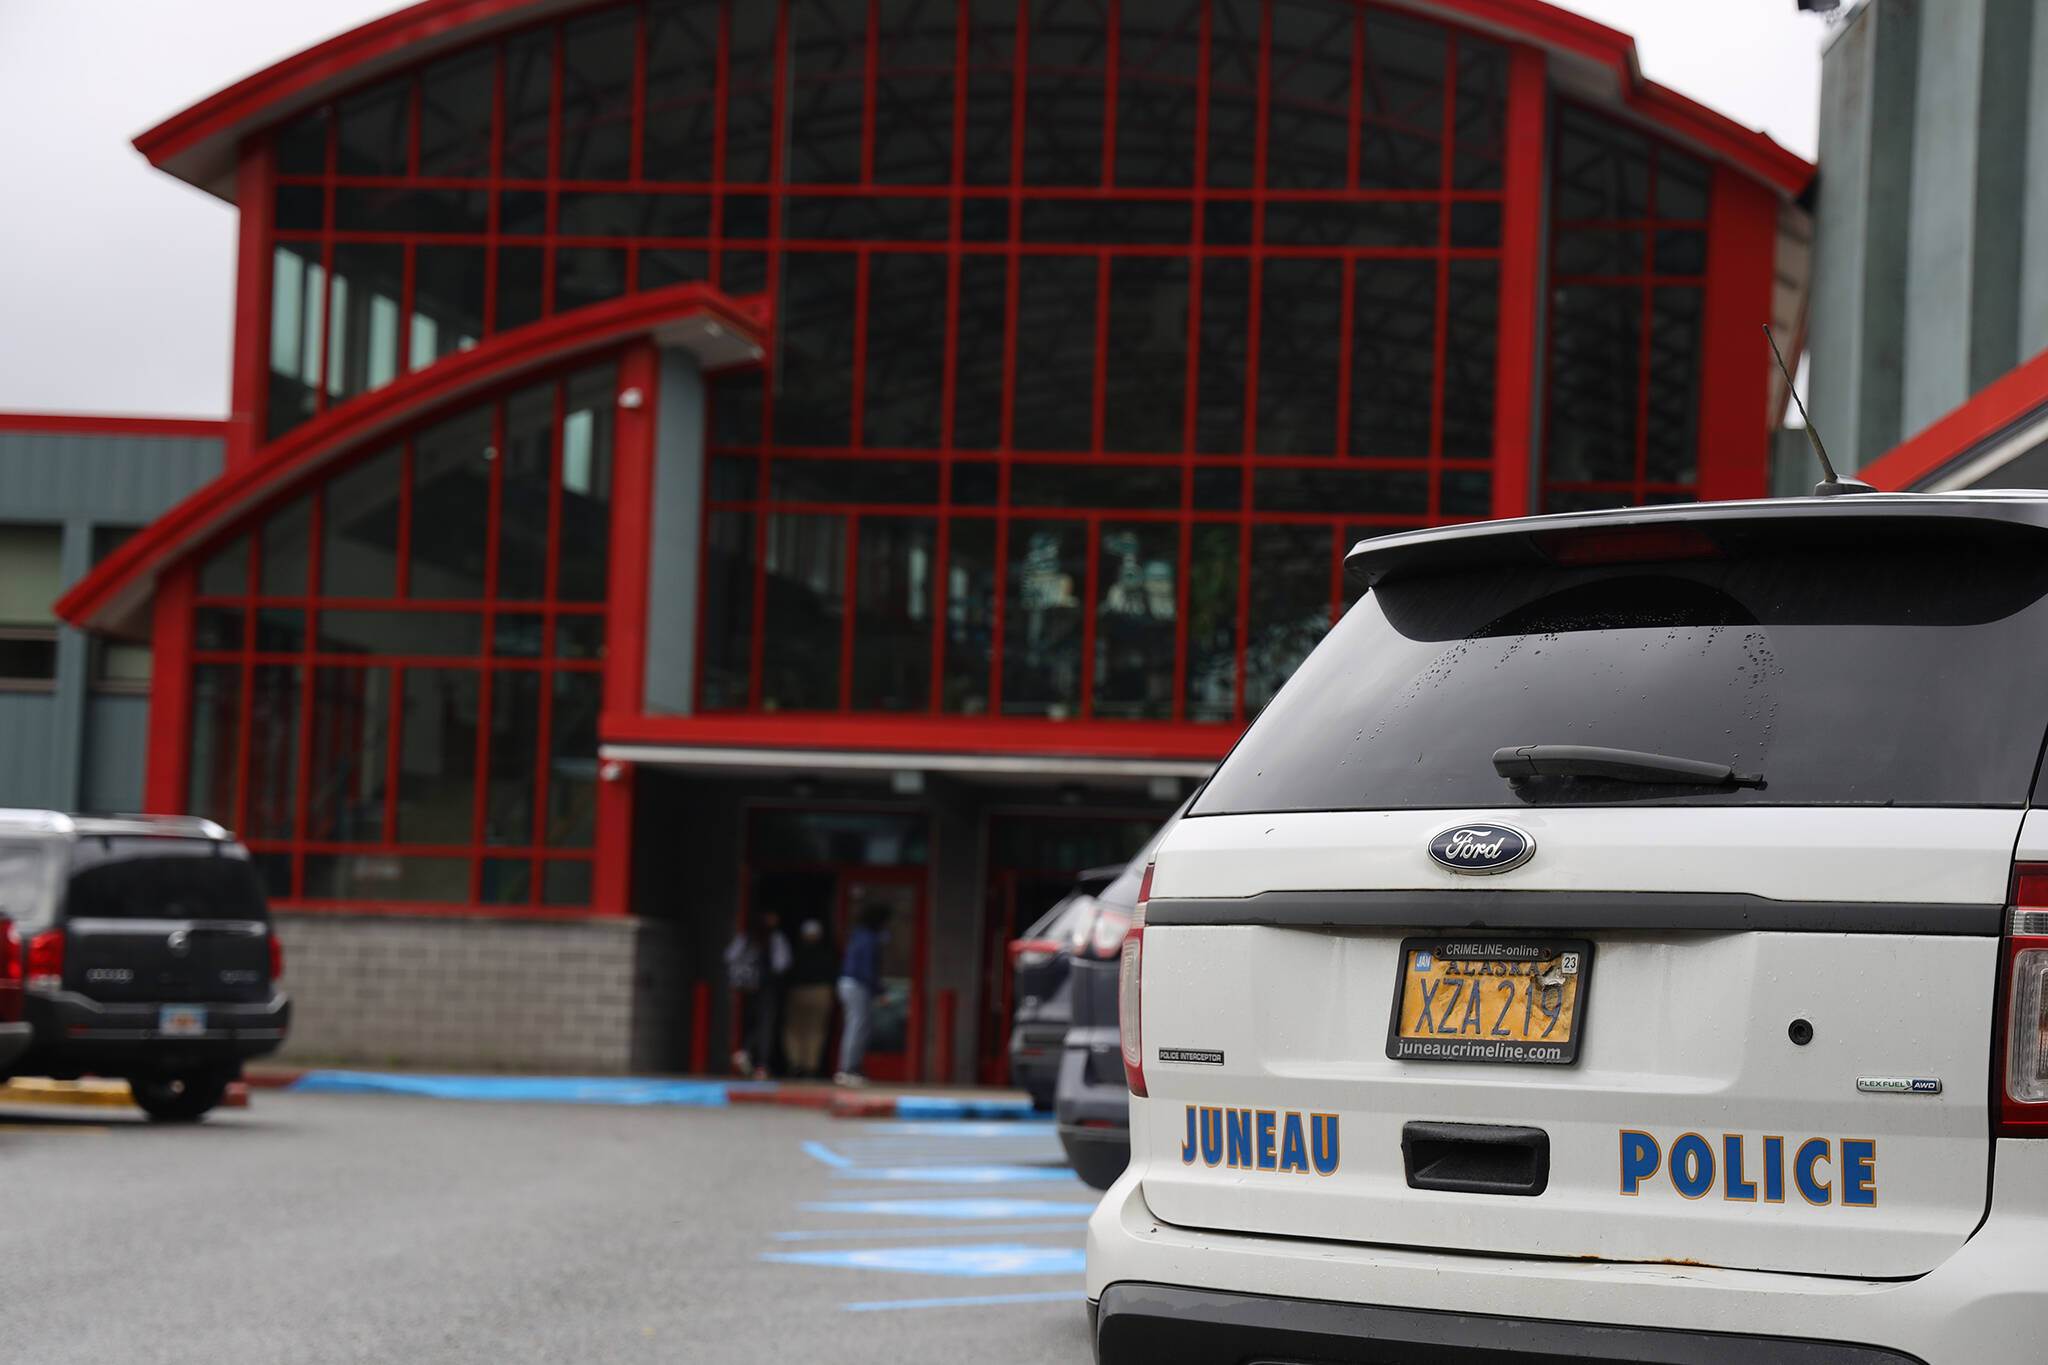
<box><xmin>158</xmin><ymin>1005</ymin><xmax>206</xmax><ymax>1038</ymax></box>
<box><xmin>1385</xmin><ymin>937</ymin><xmax>1591</xmax><ymax>1065</ymax></box>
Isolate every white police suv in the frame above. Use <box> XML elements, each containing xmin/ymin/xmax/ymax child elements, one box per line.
<box><xmin>1088</xmin><ymin>495</ymin><xmax>2048</xmax><ymax>1365</ymax></box>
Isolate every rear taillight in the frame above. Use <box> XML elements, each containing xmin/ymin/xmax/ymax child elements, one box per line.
<box><xmin>1119</xmin><ymin>862</ymin><xmax>1155</xmax><ymax>1097</ymax></box>
<box><xmin>269</xmin><ymin>932</ymin><xmax>285</xmax><ymax>982</ymax></box>
<box><xmin>25</xmin><ymin>928</ymin><xmax>63</xmax><ymax>992</ymax></box>
<box><xmin>2001</xmin><ymin>865</ymin><xmax>2048</xmax><ymax>1136</ymax></box>
<box><xmin>1089</xmin><ymin>907</ymin><xmax>1131</xmax><ymax>959</ymax></box>
<box><xmin>0</xmin><ymin>921</ymin><xmax>20</xmax><ymax>1022</ymax></box>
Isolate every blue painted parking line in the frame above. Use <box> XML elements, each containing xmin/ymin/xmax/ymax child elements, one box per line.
<box><xmin>870</xmin><ymin>1120</ymin><xmax>1055</xmax><ymax>1137</ymax></box>
<box><xmin>763</xmin><ymin>1243</ymin><xmax>1087</xmax><ymax>1277</ymax></box>
<box><xmin>843</xmin><ymin>1290</ymin><xmax>1088</xmax><ymax>1313</ymax></box>
<box><xmin>801</xmin><ymin>1197</ymin><xmax>1095</xmax><ymax>1219</ymax></box>
<box><xmin>801</xmin><ymin>1139</ymin><xmax>855</xmax><ymax>1169</ymax></box>
<box><xmin>772</xmin><ymin>1221</ymin><xmax>1090</xmax><ymax>1242</ymax></box>
<box><xmin>893</xmin><ymin>1096</ymin><xmax>1041</xmax><ymax>1121</ymax></box>
<box><xmin>835</xmin><ymin>1163</ymin><xmax>1081</xmax><ymax>1184</ymax></box>
<box><xmin>290</xmin><ymin>1072</ymin><xmax>756</xmax><ymax>1106</ymax></box>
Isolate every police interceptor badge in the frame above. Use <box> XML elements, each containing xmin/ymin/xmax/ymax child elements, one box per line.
<box><xmin>1428</xmin><ymin>824</ymin><xmax>1535</xmax><ymax>875</ymax></box>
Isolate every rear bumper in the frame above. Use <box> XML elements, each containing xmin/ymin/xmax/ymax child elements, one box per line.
<box><xmin>16</xmin><ymin>989</ymin><xmax>290</xmax><ymax>1076</ymax></box>
<box><xmin>1008</xmin><ymin>1020</ymin><xmax>1067</xmax><ymax>1103</ymax></box>
<box><xmin>1094</xmin><ymin>1283</ymin><xmax>1925</xmax><ymax>1365</ymax></box>
<box><xmin>1087</xmin><ymin>1138</ymin><xmax>2048</xmax><ymax>1365</ymax></box>
<box><xmin>0</xmin><ymin>1021</ymin><xmax>31</xmax><ymax>1069</ymax></box>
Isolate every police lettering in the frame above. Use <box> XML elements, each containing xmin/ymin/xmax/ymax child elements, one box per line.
<box><xmin>1618</xmin><ymin>1130</ymin><xmax>1877</xmax><ymax>1207</ymax></box>
<box><xmin>1183</xmin><ymin>1105</ymin><xmax>1339</xmax><ymax>1176</ymax></box>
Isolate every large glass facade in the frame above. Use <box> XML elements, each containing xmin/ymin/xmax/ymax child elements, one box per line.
<box><xmin>248</xmin><ymin>0</ymin><xmax>1774</xmax><ymax>750</ymax></box>
<box><xmin>649</xmin><ymin>0</ymin><xmax>1511</xmax><ymax>724</ymax></box>
<box><xmin>190</xmin><ymin>361</ymin><xmax>616</xmax><ymax>908</ymax></box>
<box><xmin>1542</xmin><ymin>103</ymin><xmax>1710</xmax><ymax>512</ymax></box>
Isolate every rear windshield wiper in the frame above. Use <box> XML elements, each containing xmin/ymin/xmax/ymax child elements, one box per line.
<box><xmin>1492</xmin><ymin>744</ymin><xmax>1764</xmax><ymax>789</ymax></box>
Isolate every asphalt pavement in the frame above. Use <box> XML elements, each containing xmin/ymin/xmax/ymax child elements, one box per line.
<box><xmin>0</xmin><ymin>1091</ymin><xmax>1097</xmax><ymax>1364</ymax></box>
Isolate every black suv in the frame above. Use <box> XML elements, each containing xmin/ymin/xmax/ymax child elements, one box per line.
<box><xmin>0</xmin><ymin>811</ymin><xmax>290</xmax><ymax>1121</ymax></box>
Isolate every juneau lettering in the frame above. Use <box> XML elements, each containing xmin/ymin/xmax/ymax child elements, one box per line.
<box><xmin>1183</xmin><ymin>1106</ymin><xmax>1339</xmax><ymax>1176</ymax></box>
<box><xmin>1619</xmin><ymin>1130</ymin><xmax>1877</xmax><ymax>1207</ymax></box>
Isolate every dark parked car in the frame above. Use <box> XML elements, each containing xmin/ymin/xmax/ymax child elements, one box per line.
<box><xmin>1007</xmin><ymin>865</ymin><xmax>1120</xmax><ymax>1110</ymax></box>
<box><xmin>0</xmin><ymin>811</ymin><xmax>290</xmax><ymax>1121</ymax></box>
<box><xmin>1056</xmin><ymin>804</ymin><xmax>1188</xmax><ymax>1189</ymax></box>
<box><xmin>0</xmin><ymin>916</ymin><xmax>31</xmax><ymax>1070</ymax></box>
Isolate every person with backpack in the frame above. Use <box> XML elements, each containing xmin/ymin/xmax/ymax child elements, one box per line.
<box><xmin>724</xmin><ymin>910</ymin><xmax>791</xmax><ymax>1080</ymax></box>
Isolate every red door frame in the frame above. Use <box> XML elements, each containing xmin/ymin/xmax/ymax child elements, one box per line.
<box><xmin>834</xmin><ymin>863</ymin><xmax>929</xmax><ymax>1084</ymax></box>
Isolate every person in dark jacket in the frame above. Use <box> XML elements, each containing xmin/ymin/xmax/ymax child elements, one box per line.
<box><xmin>782</xmin><ymin>916</ymin><xmax>839</xmax><ymax>1079</ymax></box>
<box><xmin>834</xmin><ymin>903</ymin><xmax>890</xmax><ymax>1086</ymax></box>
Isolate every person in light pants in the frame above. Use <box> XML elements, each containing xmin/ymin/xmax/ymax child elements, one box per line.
<box><xmin>835</xmin><ymin>903</ymin><xmax>888</xmax><ymax>1085</ymax></box>
<box><xmin>782</xmin><ymin>917</ymin><xmax>838</xmax><ymax>1078</ymax></box>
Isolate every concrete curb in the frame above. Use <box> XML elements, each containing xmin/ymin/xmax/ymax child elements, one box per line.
<box><xmin>0</xmin><ymin>1078</ymin><xmax>250</xmax><ymax>1110</ymax></box>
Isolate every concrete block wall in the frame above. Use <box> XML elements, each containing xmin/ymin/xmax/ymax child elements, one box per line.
<box><xmin>272</xmin><ymin>913</ymin><xmax>684</xmax><ymax>1074</ymax></box>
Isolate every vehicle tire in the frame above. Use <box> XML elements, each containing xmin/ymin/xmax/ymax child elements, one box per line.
<box><xmin>130</xmin><ymin>1071</ymin><xmax>231</xmax><ymax>1123</ymax></box>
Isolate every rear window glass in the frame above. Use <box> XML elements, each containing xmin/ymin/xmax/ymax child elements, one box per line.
<box><xmin>1195</xmin><ymin>529</ymin><xmax>2048</xmax><ymax>814</ymax></box>
<box><xmin>65</xmin><ymin>839</ymin><xmax>268</xmax><ymax>922</ymax></box>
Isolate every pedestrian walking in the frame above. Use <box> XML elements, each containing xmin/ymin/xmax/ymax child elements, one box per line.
<box><xmin>834</xmin><ymin>903</ymin><xmax>890</xmax><ymax>1086</ymax></box>
<box><xmin>724</xmin><ymin>910</ymin><xmax>791</xmax><ymax>1080</ymax></box>
<box><xmin>781</xmin><ymin>916</ymin><xmax>839</xmax><ymax>1079</ymax></box>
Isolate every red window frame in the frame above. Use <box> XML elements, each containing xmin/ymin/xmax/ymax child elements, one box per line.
<box><xmin>184</xmin><ymin>359</ymin><xmax>621</xmax><ymax>915</ymax></box>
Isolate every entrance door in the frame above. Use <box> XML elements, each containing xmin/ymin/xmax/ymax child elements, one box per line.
<box><xmin>839</xmin><ymin>869</ymin><xmax>926</xmax><ymax>1083</ymax></box>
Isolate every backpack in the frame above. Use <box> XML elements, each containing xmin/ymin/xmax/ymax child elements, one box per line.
<box><xmin>724</xmin><ymin>937</ymin><xmax>762</xmax><ymax>992</ymax></box>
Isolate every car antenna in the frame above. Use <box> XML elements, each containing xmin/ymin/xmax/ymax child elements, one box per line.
<box><xmin>1765</xmin><ymin>325</ymin><xmax>1873</xmax><ymax>497</ymax></box>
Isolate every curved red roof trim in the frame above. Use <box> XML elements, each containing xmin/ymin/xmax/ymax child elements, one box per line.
<box><xmin>1857</xmin><ymin>345</ymin><xmax>2048</xmax><ymax>491</ymax></box>
<box><xmin>0</xmin><ymin>413</ymin><xmax>228</xmax><ymax>440</ymax></box>
<box><xmin>139</xmin><ymin>0</ymin><xmax>1811</xmax><ymax>204</ymax></box>
<box><xmin>57</xmin><ymin>282</ymin><xmax>768</xmax><ymax>637</ymax></box>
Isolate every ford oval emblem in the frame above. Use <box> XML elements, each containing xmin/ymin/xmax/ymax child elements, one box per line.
<box><xmin>1428</xmin><ymin>824</ymin><xmax>1535</xmax><ymax>875</ymax></box>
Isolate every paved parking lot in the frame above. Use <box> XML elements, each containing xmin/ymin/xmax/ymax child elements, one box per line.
<box><xmin>1</xmin><ymin>1091</ymin><xmax>1096</xmax><ymax>1364</ymax></box>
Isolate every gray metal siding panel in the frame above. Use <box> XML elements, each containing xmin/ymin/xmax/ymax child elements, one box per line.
<box><xmin>0</xmin><ymin>692</ymin><xmax>68</xmax><ymax>809</ymax></box>
<box><xmin>0</xmin><ymin>428</ymin><xmax>222</xmax><ymax>812</ymax></box>
<box><xmin>0</xmin><ymin>432</ymin><xmax>221</xmax><ymax>523</ymax></box>
<box><xmin>80</xmin><ymin>695</ymin><xmax>150</xmax><ymax>813</ymax></box>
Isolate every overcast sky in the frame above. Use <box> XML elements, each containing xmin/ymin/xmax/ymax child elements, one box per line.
<box><xmin>0</xmin><ymin>0</ymin><xmax>1831</xmax><ymax>419</ymax></box>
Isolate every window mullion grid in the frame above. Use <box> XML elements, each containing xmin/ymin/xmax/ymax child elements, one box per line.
<box><xmin>711</xmin><ymin>0</ymin><xmax>732</xmax><ymax>282</ymax></box>
<box><xmin>1231</xmin><ymin>0</ymin><xmax>1273</xmax><ymax>727</ymax></box>
<box><xmin>470</xmin><ymin>396</ymin><xmax>507</xmax><ymax>906</ymax></box>
<box><xmin>1091</xmin><ymin>250</ymin><xmax>1110</xmax><ymax>453</ymax></box>
<box><xmin>1427</xmin><ymin>32</ymin><xmax>1457</xmax><ymax>525</ymax></box>
<box><xmin>530</xmin><ymin>377</ymin><xmax>566</xmax><ymax>902</ymax></box>
<box><xmin>863</xmin><ymin>0</ymin><xmax>881</xmax><ymax>185</ymax></box>
<box><xmin>851</xmin><ymin>246</ymin><xmax>873</xmax><ymax>446</ymax></box>
<box><xmin>1170</xmin><ymin>0</ymin><xmax>1210</xmax><ymax>725</ymax></box>
<box><xmin>1103</xmin><ymin>0</ymin><xmax>1120</xmax><ymax>188</ymax></box>
<box><xmin>986</xmin><ymin>0</ymin><xmax>1028</xmax><ymax>720</ymax></box>
<box><xmin>231</xmin><ymin>519</ymin><xmax>260</xmax><ymax>862</ymax></box>
<box><xmin>1334</xmin><ymin>254</ymin><xmax>1356</xmax><ymax>460</ymax></box>
<box><xmin>931</xmin><ymin>9</ymin><xmax>968</xmax><ymax>717</ymax></box>
<box><xmin>840</xmin><ymin>510</ymin><xmax>860</xmax><ymax>712</ymax></box>
<box><xmin>288</xmin><ymin>491</ymin><xmax>325</xmax><ymax>900</ymax></box>
<box><xmin>543</xmin><ymin>23</ymin><xmax>564</xmax><ymax>319</ymax></box>
<box><xmin>630</xmin><ymin>0</ymin><xmax>650</xmax><ymax>183</ymax></box>
<box><xmin>382</xmin><ymin>664</ymin><xmax>405</xmax><ymax>848</ymax></box>
<box><xmin>1635</xmin><ymin>146</ymin><xmax>1658</xmax><ymax>508</ymax></box>
<box><xmin>1079</xmin><ymin>511</ymin><xmax>1101</xmax><ymax>720</ymax></box>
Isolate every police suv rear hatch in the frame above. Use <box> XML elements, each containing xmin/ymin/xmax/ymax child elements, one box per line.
<box><xmin>1134</xmin><ymin>499</ymin><xmax>2047</xmax><ymax>1279</ymax></box>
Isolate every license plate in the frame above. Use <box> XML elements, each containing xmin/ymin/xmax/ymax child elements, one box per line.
<box><xmin>159</xmin><ymin>1006</ymin><xmax>206</xmax><ymax>1038</ymax></box>
<box><xmin>1385</xmin><ymin>937</ymin><xmax>1591</xmax><ymax>1065</ymax></box>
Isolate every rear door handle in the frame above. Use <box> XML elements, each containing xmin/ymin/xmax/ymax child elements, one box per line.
<box><xmin>1402</xmin><ymin>1121</ymin><xmax>1549</xmax><ymax>1196</ymax></box>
